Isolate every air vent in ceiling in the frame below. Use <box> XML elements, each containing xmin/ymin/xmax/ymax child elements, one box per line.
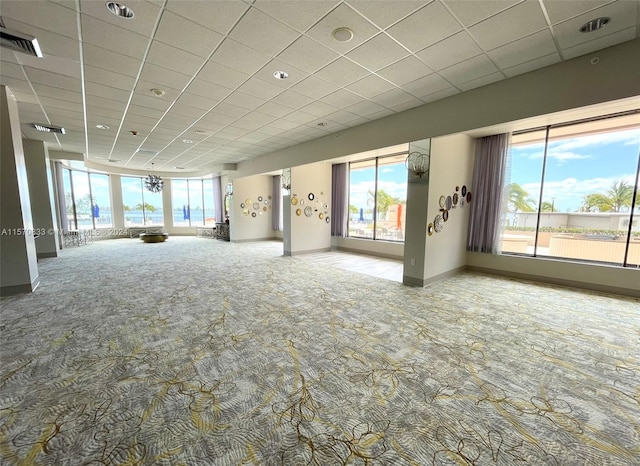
<box><xmin>0</xmin><ymin>18</ymin><xmax>43</xmax><ymax>57</ymax></box>
<box><xmin>33</xmin><ymin>123</ymin><xmax>66</xmax><ymax>134</ymax></box>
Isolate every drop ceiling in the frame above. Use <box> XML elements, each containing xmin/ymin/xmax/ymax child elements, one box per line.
<box><xmin>1</xmin><ymin>0</ymin><xmax>638</xmax><ymax>175</ymax></box>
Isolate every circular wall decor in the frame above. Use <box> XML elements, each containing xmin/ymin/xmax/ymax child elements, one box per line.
<box><xmin>439</xmin><ymin>196</ymin><xmax>446</xmax><ymax>208</ymax></box>
<box><xmin>251</xmin><ymin>212</ymin><xmax>256</xmax><ymax>217</ymax></box>
<box><xmin>453</xmin><ymin>193</ymin><xmax>459</xmax><ymax>205</ymax></box>
<box><xmin>308</xmin><ymin>193</ymin><xmax>315</xmax><ymax>200</ymax></box>
<box><xmin>427</xmin><ymin>223</ymin><xmax>434</xmax><ymax>236</ymax></box>
<box><xmin>446</xmin><ymin>196</ymin><xmax>453</xmax><ymax>210</ymax></box>
<box><xmin>245</xmin><ymin>198</ymin><xmax>251</xmax><ymax>205</ymax></box>
<box><xmin>291</xmin><ymin>197</ymin><xmax>298</xmax><ymax>205</ymax></box>
<box><xmin>443</xmin><ymin>210</ymin><xmax>449</xmax><ymax>222</ymax></box>
<box><xmin>296</xmin><ymin>208</ymin><xmax>302</xmax><ymax>216</ymax></box>
<box><xmin>264</xmin><ymin>199</ymin><xmax>269</xmax><ymax>205</ymax></box>
<box><xmin>263</xmin><ymin>206</ymin><xmax>268</xmax><ymax>211</ymax></box>
<box><xmin>460</xmin><ymin>198</ymin><xmax>465</xmax><ymax>208</ymax></box>
<box><xmin>300</xmin><ymin>199</ymin><xmax>305</xmax><ymax>205</ymax></box>
<box><xmin>253</xmin><ymin>202</ymin><xmax>260</xmax><ymax>210</ymax></box>
<box><xmin>462</xmin><ymin>185</ymin><xmax>467</xmax><ymax>196</ymax></box>
<box><xmin>455</xmin><ymin>186</ymin><xmax>460</xmax><ymax>192</ymax></box>
<box><xmin>259</xmin><ymin>211</ymin><xmax>263</xmax><ymax>215</ymax></box>
<box><xmin>434</xmin><ymin>214</ymin><xmax>444</xmax><ymax>232</ymax></box>
<box><xmin>240</xmin><ymin>203</ymin><xmax>245</xmax><ymax>208</ymax></box>
<box><xmin>258</xmin><ymin>196</ymin><xmax>263</xmax><ymax>201</ymax></box>
<box><xmin>304</xmin><ymin>206</ymin><xmax>313</xmax><ymax>217</ymax></box>
<box><xmin>319</xmin><ymin>213</ymin><xmax>324</xmax><ymax>220</ymax></box>
<box><xmin>243</xmin><ymin>208</ymin><xmax>249</xmax><ymax>216</ymax></box>
<box><xmin>325</xmin><ymin>216</ymin><xmax>330</xmax><ymax>223</ymax></box>
<box><xmin>268</xmin><ymin>195</ymin><xmax>272</xmax><ymax>199</ymax></box>
<box><xmin>466</xmin><ymin>192</ymin><xmax>472</xmax><ymax>203</ymax></box>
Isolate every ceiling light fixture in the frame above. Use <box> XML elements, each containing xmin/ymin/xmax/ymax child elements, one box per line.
<box><xmin>183</xmin><ymin>139</ymin><xmax>194</xmax><ymax>144</ymax></box>
<box><xmin>33</xmin><ymin>123</ymin><xmax>66</xmax><ymax>134</ymax></box>
<box><xmin>332</xmin><ymin>27</ymin><xmax>353</xmax><ymax>42</ymax></box>
<box><xmin>144</xmin><ymin>163</ymin><xmax>164</xmax><ymax>193</ymax></box>
<box><xmin>590</xmin><ymin>56</ymin><xmax>600</xmax><ymax>65</ymax></box>
<box><xmin>96</xmin><ymin>124</ymin><xmax>110</xmax><ymax>130</ymax></box>
<box><xmin>579</xmin><ymin>17</ymin><xmax>610</xmax><ymax>33</ymax></box>
<box><xmin>106</xmin><ymin>2</ymin><xmax>135</xmax><ymax>19</ymax></box>
<box><xmin>130</xmin><ymin>130</ymin><xmax>138</xmax><ymax>136</ymax></box>
<box><xmin>173</xmin><ymin>166</ymin><xmax>185</xmax><ymax>170</ymax></box>
<box><xmin>108</xmin><ymin>159</ymin><xmax>121</xmax><ymax>163</ymax></box>
<box><xmin>317</xmin><ymin>122</ymin><xmax>328</xmax><ymax>127</ymax></box>
<box><xmin>150</xmin><ymin>88</ymin><xmax>165</xmax><ymax>97</ymax></box>
<box><xmin>273</xmin><ymin>70</ymin><xmax>288</xmax><ymax>80</ymax></box>
<box><xmin>406</xmin><ymin>151</ymin><xmax>429</xmax><ymax>178</ymax></box>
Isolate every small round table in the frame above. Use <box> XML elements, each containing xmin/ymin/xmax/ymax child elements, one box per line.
<box><xmin>140</xmin><ymin>233</ymin><xmax>169</xmax><ymax>243</ymax></box>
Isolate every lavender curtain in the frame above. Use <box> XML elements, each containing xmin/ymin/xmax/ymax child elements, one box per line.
<box><xmin>212</xmin><ymin>176</ymin><xmax>223</xmax><ymax>223</ymax></box>
<box><xmin>55</xmin><ymin>162</ymin><xmax>70</xmax><ymax>233</ymax></box>
<box><xmin>272</xmin><ymin>175</ymin><xmax>282</xmax><ymax>231</ymax></box>
<box><xmin>331</xmin><ymin>163</ymin><xmax>348</xmax><ymax>237</ymax></box>
<box><xmin>467</xmin><ymin>133</ymin><xmax>511</xmax><ymax>253</ymax></box>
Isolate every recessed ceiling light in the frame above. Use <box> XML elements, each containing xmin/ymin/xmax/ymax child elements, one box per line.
<box><xmin>150</xmin><ymin>88</ymin><xmax>165</xmax><ymax>97</ymax></box>
<box><xmin>106</xmin><ymin>2</ymin><xmax>135</xmax><ymax>19</ymax></box>
<box><xmin>183</xmin><ymin>139</ymin><xmax>194</xmax><ymax>144</ymax></box>
<box><xmin>332</xmin><ymin>27</ymin><xmax>353</xmax><ymax>42</ymax></box>
<box><xmin>590</xmin><ymin>56</ymin><xmax>600</xmax><ymax>65</ymax></box>
<box><xmin>317</xmin><ymin>122</ymin><xmax>328</xmax><ymax>127</ymax></box>
<box><xmin>579</xmin><ymin>17</ymin><xmax>610</xmax><ymax>33</ymax></box>
<box><xmin>96</xmin><ymin>124</ymin><xmax>110</xmax><ymax>130</ymax></box>
<box><xmin>130</xmin><ymin>130</ymin><xmax>138</xmax><ymax>136</ymax></box>
<box><xmin>273</xmin><ymin>70</ymin><xmax>288</xmax><ymax>80</ymax></box>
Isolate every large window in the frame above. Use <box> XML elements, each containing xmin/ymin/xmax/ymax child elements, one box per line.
<box><xmin>349</xmin><ymin>154</ymin><xmax>407</xmax><ymax>241</ymax></box>
<box><xmin>171</xmin><ymin>178</ymin><xmax>216</xmax><ymax>227</ymax></box>
<box><xmin>121</xmin><ymin>176</ymin><xmax>164</xmax><ymax>226</ymax></box>
<box><xmin>500</xmin><ymin>113</ymin><xmax>640</xmax><ymax>267</ymax></box>
<box><xmin>60</xmin><ymin>165</ymin><xmax>112</xmax><ymax>230</ymax></box>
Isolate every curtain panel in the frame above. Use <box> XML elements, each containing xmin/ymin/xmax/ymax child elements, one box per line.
<box><xmin>272</xmin><ymin>175</ymin><xmax>282</xmax><ymax>231</ymax></box>
<box><xmin>467</xmin><ymin>133</ymin><xmax>511</xmax><ymax>253</ymax></box>
<box><xmin>212</xmin><ymin>176</ymin><xmax>223</xmax><ymax>224</ymax></box>
<box><xmin>331</xmin><ymin>163</ymin><xmax>348</xmax><ymax>237</ymax></box>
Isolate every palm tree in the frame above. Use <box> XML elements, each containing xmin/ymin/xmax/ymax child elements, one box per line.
<box><xmin>135</xmin><ymin>202</ymin><xmax>156</xmax><ymax>212</ymax></box>
<box><xmin>541</xmin><ymin>201</ymin><xmax>556</xmax><ymax>212</ymax></box>
<box><xmin>582</xmin><ymin>180</ymin><xmax>635</xmax><ymax>212</ymax></box>
<box><xmin>506</xmin><ymin>183</ymin><xmax>536</xmax><ymax>212</ymax></box>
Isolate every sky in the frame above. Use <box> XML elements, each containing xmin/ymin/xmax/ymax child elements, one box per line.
<box><xmin>510</xmin><ymin>127</ymin><xmax>640</xmax><ymax>212</ymax></box>
<box><xmin>349</xmin><ymin>163</ymin><xmax>408</xmax><ymax>211</ymax></box>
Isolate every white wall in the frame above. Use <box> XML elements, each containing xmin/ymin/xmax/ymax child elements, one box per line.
<box><xmin>230</xmin><ymin>175</ymin><xmax>277</xmax><ymax>242</ymax></box>
<box><xmin>424</xmin><ymin>134</ymin><xmax>475</xmax><ymax>282</ymax></box>
<box><xmin>332</xmin><ymin>236</ymin><xmax>404</xmax><ymax>259</ymax></box>
<box><xmin>286</xmin><ymin>163</ymin><xmax>331</xmax><ymax>255</ymax></box>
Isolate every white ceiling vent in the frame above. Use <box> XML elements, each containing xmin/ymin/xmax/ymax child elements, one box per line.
<box><xmin>0</xmin><ymin>18</ymin><xmax>43</xmax><ymax>58</ymax></box>
<box><xmin>33</xmin><ymin>123</ymin><xmax>66</xmax><ymax>134</ymax></box>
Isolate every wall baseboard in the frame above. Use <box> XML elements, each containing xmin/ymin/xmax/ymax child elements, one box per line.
<box><xmin>334</xmin><ymin>245</ymin><xmax>403</xmax><ymax>260</ymax></box>
<box><xmin>37</xmin><ymin>252</ymin><xmax>57</xmax><ymax>259</ymax></box>
<box><xmin>466</xmin><ymin>265</ymin><xmax>640</xmax><ymax>298</ymax></box>
<box><xmin>232</xmin><ymin>237</ymin><xmax>282</xmax><ymax>243</ymax></box>
<box><xmin>285</xmin><ymin>247</ymin><xmax>331</xmax><ymax>256</ymax></box>
<box><xmin>0</xmin><ymin>276</ymin><xmax>40</xmax><ymax>296</ymax></box>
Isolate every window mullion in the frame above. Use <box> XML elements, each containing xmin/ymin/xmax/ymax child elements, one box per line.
<box><xmin>532</xmin><ymin>126</ymin><xmax>550</xmax><ymax>257</ymax></box>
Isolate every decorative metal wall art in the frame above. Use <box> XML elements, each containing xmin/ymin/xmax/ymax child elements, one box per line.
<box><xmin>144</xmin><ymin>174</ymin><xmax>163</xmax><ymax>193</ymax></box>
<box><xmin>429</xmin><ymin>183</ymin><xmax>472</xmax><ymax>235</ymax></box>
<box><xmin>241</xmin><ymin>195</ymin><xmax>272</xmax><ymax>218</ymax></box>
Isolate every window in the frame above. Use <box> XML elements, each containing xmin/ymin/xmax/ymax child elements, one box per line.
<box><xmin>171</xmin><ymin>179</ymin><xmax>216</xmax><ymax>227</ymax></box>
<box><xmin>349</xmin><ymin>154</ymin><xmax>407</xmax><ymax>242</ymax></box>
<box><xmin>500</xmin><ymin>113</ymin><xmax>640</xmax><ymax>267</ymax></box>
<box><xmin>60</xmin><ymin>165</ymin><xmax>112</xmax><ymax>230</ymax></box>
<box><xmin>121</xmin><ymin>176</ymin><xmax>164</xmax><ymax>226</ymax></box>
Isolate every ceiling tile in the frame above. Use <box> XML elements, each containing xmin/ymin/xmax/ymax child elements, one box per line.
<box><xmin>419</xmin><ymin>87</ymin><xmax>460</xmax><ymax>104</ymax></box>
<box><xmin>223</xmin><ymin>91</ymin><xmax>266</xmax><ymax>110</ymax></box>
<box><xmin>208</xmin><ymin>102</ymin><xmax>249</xmax><ymax>120</ymax></box>
<box><xmin>185</xmin><ymin>78</ymin><xmax>233</xmax><ymax>101</ymax></box>
<box><xmin>197</xmin><ymin>60</ymin><xmax>250</xmax><ymax>89</ymax></box>
<box><xmin>389</xmin><ymin>99</ymin><xmax>424</xmax><ymax>113</ymax></box>
<box><xmin>84</xmin><ymin>64</ymin><xmax>136</xmax><ymax>91</ymax></box>
<box><xmin>442</xmin><ymin>0</ymin><xmax>521</xmax><ymax>27</ymax></box>
<box><xmin>488</xmin><ymin>29</ymin><xmax>558</xmax><ymax>69</ymax></box>
<box><xmin>269</xmin><ymin>90</ymin><xmax>315</xmax><ymax>109</ymax></box>
<box><xmin>81</xmin><ymin>14</ymin><xmax>149</xmax><ymax>60</ymax></box>
<box><xmin>146</xmin><ymin>40</ymin><xmax>205</xmax><ymax>76</ymax></box>
<box><xmin>154</xmin><ymin>10</ymin><xmax>224</xmax><ymax>58</ymax></box>
<box><xmin>165</xmin><ymin>0</ymin><xmax>250</xmax><ymax>35</ymax></box>
<box><xmin>175</xmin><ymin>92</ymin><xmax>219</xmax><ymax>111</ymax></box>
<box><xmin>416</xmin><ymin>31</ymin><xmax>483</xmax><ymax>71</ymax></box>
<box><xmin>387</xmin><ymin>2</ymin><xmax>462</xmax><ymax>52</ymax></box>
<box><xmin>553</xmin><ymin>1</ymin><xmax>638</xmax><ymax>50</ymax></box>
<box><xmin>315</xmin><ymin>58</ymin><xmax>370</xmax><ymax>87</ymax></box>
<box><xmin>343</xmin><ymin>100</ymin><xmax>388</xmax><ymax>117</ymax></box>
<box><xmin>543</xmin><ymin>0</ymin><xmax>613</xmax><ymax>25</ymax></box>
<box><xmin>347</xmin><ymin>0</ymin><xmax>425</xmax><ymax>29</ymax></box>
<box><xmin>346</xmin><ymin>33</ymin><xmax>409</xmax><ymax>71</ymax></box>
<box><xmin>139</xmin><ymin>63</ymin><xmax>192</xmax><ymax>91</ymax></box>
<box><xmin>282</xmin><ymin>109</ymin><xmax>319</xmax><ymax>125</ymax></box>
<box><xmin>376</xmin><ymin>56</ymin><xmax>434</xmax><ymax>86</ymax></box>
<box><xmin>502</xmin><ymin>52</ymin><xmax>561</xmax><ymax>77</ymax></box>
<box><xmin>290</xmin><ymin>75</ymin><xmax>339</xmax><ymax>99</ymax></box>
<box><xmin>369</xmin><ymin>88</ymin><xmax>418</xmax><ymax>108</ymax></box>
<box><xmin>130</xmin><ymin>93</ymin><xmax>172</xmax><ymax>112</ymax></box>
<box><xmin>402</xmin><ymin>73</ymin><xmax>454</xmax><ymax>99</ymax></box>
<box><xmin>238</xmin><ymin>78</ymin><xmax>284</xmax><ymax>101</ymax></box>
<box><xmin>468</xmin><ymin>2</ymin><xmax>548</xmax><ymax>51</ymax></box>
<box><xmin>0</xmin><ymin>1</ymin><xmax>78</xmax><ymax>39</ymax></box>
<box><xmin>233</xmin><ymin>112</ymin><xmax>277</xmax><ymax>130</ymax></box>
<box><xmin>81</xmin><ymin>0</ymin><xmax>161</xmax><ymax>36</ymax></box>
<box><xmin>31</xmin><ymin>83</ymin><xmax>82</xmax><ymax>103</ymax></box>
<box><xmin>324</xmin><ymin>109</ymin><xmax>362</xmax><ymax>124</ymax></box>
<box><xmin>457</xmin><ymin>71</ymin><xmax>504</xmax><ymax>91</ymax></box>
<box><xmin>127</xmin><ymin>104</ymin><xmax>165</xmax><ymax>119</ymax></box>
<box><xmin>562</xmin><ymin>27</ymin><xmax>637</xmax><ymax>59</ymax></box>
<box><xmin>346</xmin><ymin>74</ymin><xmax>396</xmax><ymax>99</ymax></box>
<box><xmin>301</xmin><ymin>100</ymin><xmax>340</xmax><ymax>117</ymax></box>
<box><xmin>210</xmin><ymin>39</ymin><xmax>272</xmax><ymax>75</ymax></box>
<box><xmin>229</xmin><ymin>7</ymin><xmax>300</xmax><ymax>56</ymax></box>
<box><xmin>83</xmin><ymin>43</ymin><xmax>142</xmax><ymax>77</ymax></box>
<box><xmin>306</xmin><ymin>4</ymin><xmax>380</xmax><ymax>54</ymax></box>
<box><xmin>24</xmin><ymin>68</ymin><xmax>81</xmax><ymax>91</ymax></box>
<box><xmin>253</xmin><ymin>0</ymin><xmax>338</xmax><ymax>32</ymax></box>
<box><xmin>320</xmin><ymin>89</ymin><xmax>364</xmax><ymax>108</ymax></box>
<box><xmin>438</xmin><ymin>54</ymin><xmax>501</xmax><ymax>86</ymax></box>
<box><xmin>276</xmin><ymin>36</ymin><xmax>340</xmax><ymax>73</ymax></box>
<box><xmin>255</xmin><ymin>101</ymin><xmax>294</xmax><ymax>118</ymax></box>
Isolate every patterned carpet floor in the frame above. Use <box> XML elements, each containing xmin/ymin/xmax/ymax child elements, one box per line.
<box><xmin>0</xmin><ymin>237</ymin><xmax>639</xmax><ymax>465</ymax></box>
